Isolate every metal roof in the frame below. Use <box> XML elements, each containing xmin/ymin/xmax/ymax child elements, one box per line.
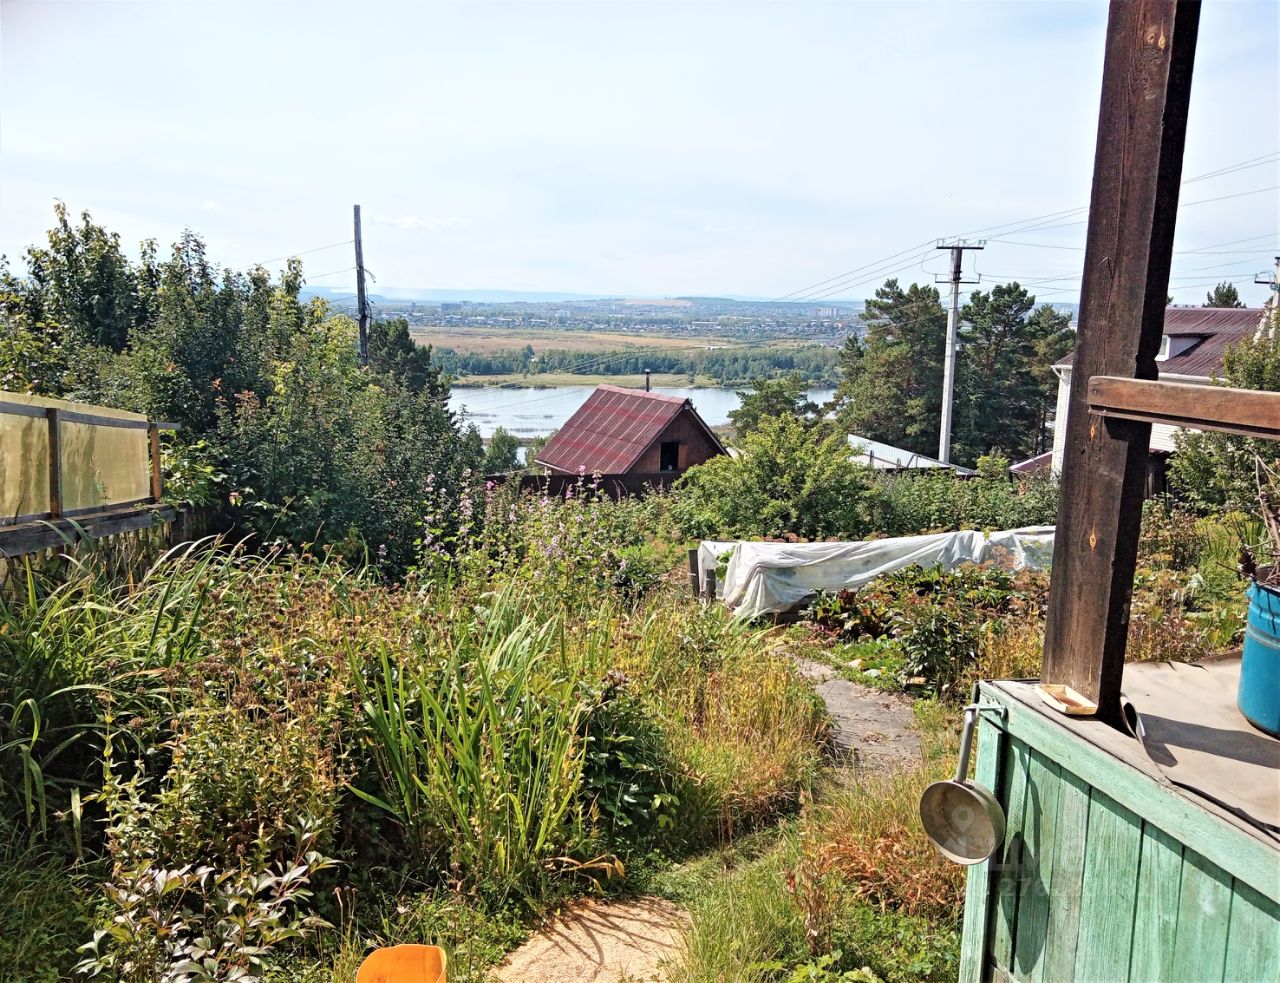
<box><xmin>1055</xmin><ymin>307</ymin><xmax>1264</xmax><ymax>379</ymax></box>
<box><xmin>534</xmin><ymin>384</ymin><xmax>723</xmax><ymax>474</ymax></box>
<box><xmin>1009</xmin><ymin>451</ymin><xmax>1054</xmax><ymax>475</ymax></box>
<box><xmin>847</xmin><ymin>434</ymin><xmax>976</xmax><ymax>475</ymax></box>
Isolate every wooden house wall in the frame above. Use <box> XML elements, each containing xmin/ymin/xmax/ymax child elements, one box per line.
<box><xmin>961</xmin><ymin>683</ymin><xmax>1280</xmax><ymax>983</ymax></box>
<box><xmin>630</xmin><ymin>409</ymin><xmax>722</xmax><ymax>473</ymax></box>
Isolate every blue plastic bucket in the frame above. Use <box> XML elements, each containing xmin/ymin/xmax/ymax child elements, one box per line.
<box><xmin>1240</xmin><ymin>582</ymin><xmax>1280</xmax><ymax>737</ymax></box>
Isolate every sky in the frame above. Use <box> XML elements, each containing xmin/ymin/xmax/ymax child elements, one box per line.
<box><xmin>1</xmin><ymin>0</ymin><xmax>1277</xmax><ymax>305</ymax></box>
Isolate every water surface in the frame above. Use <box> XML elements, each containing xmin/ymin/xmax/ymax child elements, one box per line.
<box><xmin>449</xmin><ymin>385</ymin><xmax>836</xmax><ymax>438</ymax></box>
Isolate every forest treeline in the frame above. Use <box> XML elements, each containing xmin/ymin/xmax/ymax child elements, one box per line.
<box><xmin>433</xmin><ymin>343</ymin><xmax>841</xmax><ymax>386</ymax></box>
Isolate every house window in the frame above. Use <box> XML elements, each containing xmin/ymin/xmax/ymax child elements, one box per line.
<box><xmin>660</xmin><ymin>441</ymin><xmax>680</xmax><ymax>471</ymax></box>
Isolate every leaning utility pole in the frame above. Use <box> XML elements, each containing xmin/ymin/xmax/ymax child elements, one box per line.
<box><xmin>354</xmin><ymin>204</ymin><xmax>370</xmax><ymax>366</ymax></box>
<box><xmin>935</xmin><ymin>238</ymin><xmax>985</xmax><ymax>464</ymax></box>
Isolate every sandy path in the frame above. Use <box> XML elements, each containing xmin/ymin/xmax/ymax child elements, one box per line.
<box><xmin>490</xmin><ymin>897</ymin><xmax>690</xmax><ymax>983</ymax></box>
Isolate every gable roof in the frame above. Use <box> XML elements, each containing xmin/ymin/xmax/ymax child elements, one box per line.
<box><xmin>534</xmin><ymin>384</ymin><xmax>725</xmax><ymax>474</ymax></box>
<box><xmin>1055</xmin><ymin>307</ymin><xmax>1264</xmax><ymax>379</ymax></box>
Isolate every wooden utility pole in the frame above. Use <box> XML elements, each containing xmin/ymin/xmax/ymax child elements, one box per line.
<box><xmin>354</xmin><ymin>204</ymin><xmax>370</xmax><ymax>366</ymax></box>
<box><xmin>1041</xmin><ymin>0</ymin><xmax>1201</xmax><ymax>726</ymax></box>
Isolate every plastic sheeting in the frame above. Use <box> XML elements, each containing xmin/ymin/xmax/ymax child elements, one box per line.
<box><xmin>0</xmin><ymin>391</ymin><xmax>151</xmax><ymax>522</ymax></box>
<box><xmin>710</xmin><ymin>526</ymin><xmax>1055</xmax><ymax>619</ymax></box>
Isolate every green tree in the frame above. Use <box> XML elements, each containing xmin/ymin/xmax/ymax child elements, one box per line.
<box><xmin>527</xmin><ymin>430</ymin><xmax>555</xmax><ymax>467</ymax></box>
<box><xmin>368</xmin><ymin>317</ymin><xmax>449</xmax><ymax>400</ymax></box>
<box><xmin>728</xmin><ymin>373</ymin><xmax>818</xmax><ymax>438</ymax></box>
<box><xmin>1205</xmin><ymin>282</ymin><xmax>1245</xmax><ymax>308</ymax></box>
<box><xmin>953</xmin><ymin>288</ymin><xmax>1074</xmax><ymax>462</ymax></box>
<box><xmin>1169</xmin><ymin>307</ymin><xmax>1278</xmax><ymax>511</ymax></box>
<box><xmin>483</xmin><ymin>426</ymin><xmax>521</xmax><ymax>474</ymax></box>
<box><xmin>834</xmin><ymin>280</ymin><xmax>946</xmax><ymax>454</ymax></box>
<box><xmin>673</xmin><ymin>414</ymin><xmax>871</xmax><ymax>540</ymax></box>
<box><xmin>2</xmin><ymin>205</ymin><xmax>480</xmax><ymax>573</ymax></box>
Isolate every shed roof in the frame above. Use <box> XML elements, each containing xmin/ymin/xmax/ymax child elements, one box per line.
<box><xmin>847</xmin><ymin>434</ymin><xmax>976</xmax><ymax>475</ymax></box>
<box><xmin>1055</xmin><ymin>307</ymin><xmax>1264</xmax><ymax>379</ymax></box>
<box><xmin>534</xmin><ymin>384</ymin><xmax>724</xmax><ymax>474</ymax></box>
<box><xmin>1009</xmin><ymin>451</ymin><xmax>1054</xmax><ymax>475</ymax></box>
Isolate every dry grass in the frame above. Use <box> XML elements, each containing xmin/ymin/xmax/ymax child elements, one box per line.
<box><xmin>801</xmin><ymin>739</ymin><xmax>965</xmax><ymax>924</ymax></box>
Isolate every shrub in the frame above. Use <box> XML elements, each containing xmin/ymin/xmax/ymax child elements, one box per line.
<box><xmin>865</xmin><ymin>459</ymin><xmax>1058</xmax><ymax>538</ymax></box>
<box><xmin>673</xmin><ymin>415</ymin><xmax>873</xmax><ymax>540</ymax></box>
<box><xmin>803</xmin><ymin>566</ymin><xmax>1047</xmax><ymax>697</ymax></box>
<box><xmin>79</xmin><ymin>763</ymin><xmax>335</xmax><ymax>983</ymax></box>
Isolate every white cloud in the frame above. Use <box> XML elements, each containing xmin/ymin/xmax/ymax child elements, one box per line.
<box><xmin>372</xmin><ymin>213</ymin><xmax>460</xmax><ymax>233</ymax></box>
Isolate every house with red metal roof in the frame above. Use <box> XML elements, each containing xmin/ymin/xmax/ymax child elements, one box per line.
<box><xmin>1043</xmin><ymin>306</ymin><xmax>1266</xmax><ymax>476</ymax></box>
<box><xmin>534</xmin><ymin>384</ymin><xmax>727</xmax><ymax>477</ymax></box>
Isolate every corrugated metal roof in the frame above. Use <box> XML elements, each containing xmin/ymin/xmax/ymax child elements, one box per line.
<box><xmin>847</xmin><ymin>434</ymin><xmax>976</xmax><ymax>475</ymax></box>
<box><xmin>1055</xmin><ymin>307</ymin><xmax>1263</xmax><ymax>377</ymax></box>
<box><xmin>534</xmin><ymin>384</ymin><xmax>711</xmax><ymax>474</ymax></box>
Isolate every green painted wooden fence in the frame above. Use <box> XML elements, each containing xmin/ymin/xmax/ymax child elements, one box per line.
<box><xmin>960</xmin><ymin>682</ymin><xmax>1280</xmax><ymax>983</ymax></box>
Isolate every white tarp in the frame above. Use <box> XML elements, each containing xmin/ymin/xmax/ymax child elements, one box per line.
<box><xmin>709</xmin><ymin>526</ymin><xmax>1055</xmax><ymax>619</ymax></box>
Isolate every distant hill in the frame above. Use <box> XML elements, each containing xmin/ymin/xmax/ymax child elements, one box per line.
<box><xmin>300</xmin><ymin>286</ymin><xmax>608</xmax><ymax>304</ymax></box>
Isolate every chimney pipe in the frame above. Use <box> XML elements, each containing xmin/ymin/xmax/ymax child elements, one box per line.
<box><xmin>645</xmin><ymin>369</ymin><xmax>651</xmax><ymax>392</ymax></box>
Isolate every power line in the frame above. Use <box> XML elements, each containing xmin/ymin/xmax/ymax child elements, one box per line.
<box><xmin>1182</xmin><ymin>152</ymin><xmax>1280</xmax><ymax>185</ymax></box>
<box><xmin>253</xmin><ymin>239</ymin><xmax>354</xmax><ymax>267</ymax></box>
<box><xmin>1179</xmin><ymin>185</ymin><xmax>1280</xmax><ymax>208</ymax></box>
<box><xmin>306</xmin><ymin>265</ymin><xmax>356</xmax><ymax>280</ymax></box>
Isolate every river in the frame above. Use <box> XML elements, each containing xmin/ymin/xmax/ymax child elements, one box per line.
<box><xmin>449</xmin><ymin>385</ymin><xmax>837</xmax><ymax>438</ymax></box>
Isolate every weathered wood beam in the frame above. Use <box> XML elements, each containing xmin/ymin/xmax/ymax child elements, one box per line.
<box><xmin>1089</xmin><ymin>376</ymin><xmax>1280</xmax><ymax>438</ymax></box>
<box><xmin>1042</xmin><ymin>0</ymin><xmax>1201</xmax><ymax>725</ymax></box>
<box><xmin>149</xmin><ymin>423</ymin><xmax>163</xmax><ymax>502</ymax></box>
<box><xmin>46</xmin><ymin>408</ymin><xmax>63</xmax><ymax>519</ymax></box>
<box><xmin>0</xmin><ymin>505</ymin><xmax>176</xmax><ymax>559</ymax></box>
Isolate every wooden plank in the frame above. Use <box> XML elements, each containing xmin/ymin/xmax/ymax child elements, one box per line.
<box><xmin>149</xmin><ymin>424</ymin><xmax>163</xmax><ymax>502</ymax></box>
<box><xmin>1127</xmin><ymin>823</ymin><xmax>1185</xmax><ymax>983</ymax></box>
<box><xmin>0</xmin><ymin>505</ymin><xmax>175</xmax><ymax>558</ymax></box>
<box><xmin>0</xmin><ymin>398</ymin><xmax>47</xmax><ymax>419</ymax></box>
<box><xmin>1074</xmin><ymin>790</ymin><xmax>1142</xmax><ymax>982</ymax></box>
<box><xmin>46</xmin><ymin>408</ymin><xmax>63</xmax><ymax>519</ymax></box>
<box><xmin>1041</xmin><ymin>0</ymin><xmax>1202</xmax><ymax>723</ymax></box>
<box><xmin>1042</xmin><ymin>767</ymin><xmax>1091</xmax><ymax>982</ymax></box>
<box><xmin>52</xmin><ymin>407</ymin><xmax>150</xmax><ymax>429</ymax></box>
<box><xmin>991</xmin><ymin>738</ymin><xmax>1031</xmax><ymax>972</ymax></box>
<box><xmin>981</xmin><ymin>682</ymin><xmax>1280</xmax><ymax>904</ymax></box>
<box><xmin>1089</xmin><ymin>376</ymin><xmax>1280</xmax><ymax>439</ymax></box>
<box><xmin>1014</xmin><ymin>750</ymin><xmax>1063</xmax><ymax>982</ymax></box>
<box><xmin>1223</xmin><ymin>879</ymin><xmax>1280</xmax><ymax>983</ymax></box>
<box><xmin>1171</xmin><ymin>848</ymin><xmax>1232</xmax><ymax>981</ymax></box>
<box><xmin>960</xmin><ymin>714</ymin><xmax>1005</xmax><ymax>983</ymax></box>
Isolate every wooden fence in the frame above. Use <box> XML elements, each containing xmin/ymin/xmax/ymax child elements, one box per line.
<box><xmin>0</xmin><ymin>392</ymin><xmax>181</xmax><ymax>559</ymax></box>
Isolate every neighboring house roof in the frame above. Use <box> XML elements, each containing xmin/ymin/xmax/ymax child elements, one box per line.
<box><xmin>1009</xmin><ymin>451</ymin><xmax>1054</xmax><ymax>475</ymax></box>
<box><xmin>534</xmin><ymin>384</ymin><xmax>725</xmax><ymax>474</ymax></box>
<box><xmin>1055</xmin><ymin>307</ymin><xmax>1264</xmax><ymax>379</ymax></box>
<box><xmin>847</xmin><ymin>434</ymin><xmax>977</xmax><ymax>475</ymax></box>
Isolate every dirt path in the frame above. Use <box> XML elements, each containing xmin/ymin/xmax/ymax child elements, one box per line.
<box><xmin>490</xmin><ymin>897</ymin><xmax>690</xmax><ymax>983</ymax></box>
<box><xmin>793</xmin><ymin>657</ymin><xmax>922</xmax><ymax>774</ymax></box>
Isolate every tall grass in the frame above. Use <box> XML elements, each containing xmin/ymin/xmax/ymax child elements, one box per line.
<box><xmin>353</xmin><ymin>601</ymin><xmax>597</xmax><ymax>903</ymax></box>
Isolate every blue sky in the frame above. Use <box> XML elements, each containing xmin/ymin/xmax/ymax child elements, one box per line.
<box><xmin>1</xmin><ymin>0</ymin><xmax>1276</xmax><ymax>304</ymax></box>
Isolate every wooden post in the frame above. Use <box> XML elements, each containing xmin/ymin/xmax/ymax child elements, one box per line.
<box><xmin>148</xmin><ymin>423</ymin><xmax>163</xmax><ymax>502</ymax></box>
<box><xmin>705</xmin><ymin>568</ymin><xmax>717</xmax><ymax>601</ymax></box>
<box><xmin>354</xmin><ymin>204</ymin><xmax>369</xmax><ymax>367</ymax></box>
<box><xmin>687</xmin><ymin>548</ymin><xmax>699</xmax><ymax>599</ymax></box>
<box><xmin>1041</xmin><ymin>0</ymin><xmax>1201</xmax><ymax>725</ymax></box>
<box><xmin>46</xmin><ymin>408</ymin><xmax>63</xmax><ymax>518</ymax></box>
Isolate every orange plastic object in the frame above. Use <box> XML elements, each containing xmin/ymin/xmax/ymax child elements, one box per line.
<box><xmin>355</xmin><ymin>944</ymin><xmax>447</xmax><ymax>983</ymax></box>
